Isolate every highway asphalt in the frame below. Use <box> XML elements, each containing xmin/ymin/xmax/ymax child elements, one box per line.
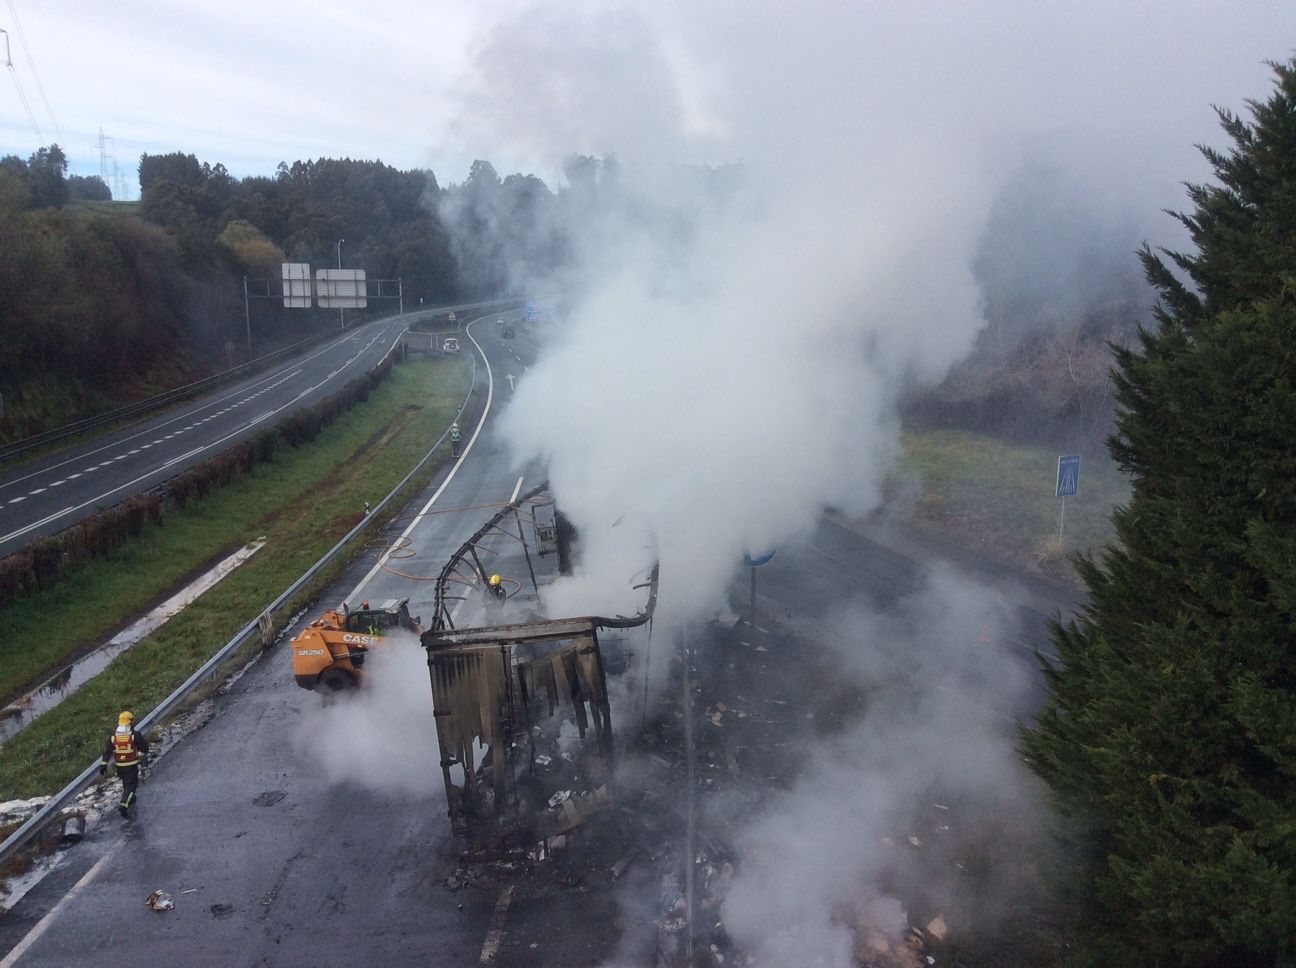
<box><xmin>0</xmin><ymin>309</ymin><xmax>1080</xmax><ymax>965</ymax></box>
<box><xmin>0</xmin><ymin>316</ymin><xmax>410</xmax><ymax>559</ymax></box>
<box><xmin>0</xmin><ymin>311</ymin><xmax>544</xmax><ymax>966</ymax></box>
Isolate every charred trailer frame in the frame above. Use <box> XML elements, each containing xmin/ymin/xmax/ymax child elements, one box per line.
<box><xmin>424</xmin><ymin>618</ymin><xmax>616</xmax><ymax>836</ymax></box>
<box><xmin>422</xmin><ymin>481</ymin><xmax>658</xmax><ymax>837</ymax></box>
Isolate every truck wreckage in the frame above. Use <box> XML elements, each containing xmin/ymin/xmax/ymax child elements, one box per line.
<box><xmin>420</xmin><ymin>483</ymin><xmax>657</xmax><ymax>839</ymax></box>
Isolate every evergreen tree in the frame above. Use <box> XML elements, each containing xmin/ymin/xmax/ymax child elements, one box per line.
<box><xmin>1024</xmin><ymin>59</ymin><xmax>1296</xmax><ymax>966</ymax></box>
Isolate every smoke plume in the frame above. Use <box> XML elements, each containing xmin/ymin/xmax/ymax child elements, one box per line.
<box><xmin>293</xmin><ymin>633</ymin><xmax>441</xmax><ymax>796</ymax></box>
<box><xmin>446</xmin><ymin>1</ymin><xmax>1290</xmax><ymax>626</ymax></box>
<box><xmin>720</xmin><ymin>569</ymin><xmax>1044</xmax><ymax>963</ymax></box>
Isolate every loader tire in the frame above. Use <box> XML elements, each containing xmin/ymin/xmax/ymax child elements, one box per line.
<box><xmin>317</xmin><ymin>668</ymin><xmax>357</xmax><ymax>693</ymax></box>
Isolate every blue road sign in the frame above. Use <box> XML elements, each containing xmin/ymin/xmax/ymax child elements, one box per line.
<box><xmin>743</xmin><ymin>549</ymin><xmax>776</xmax><ymax>568</ymax></box>
<box><xmin>525</xmin><ymin>302</ymin><xmax>547</xmax><ymax>322</ymax></box>
<box><xmin>1056</xmin><ymin>455</ymin><xmax>1080</xmax><ymax>498</ymax></box>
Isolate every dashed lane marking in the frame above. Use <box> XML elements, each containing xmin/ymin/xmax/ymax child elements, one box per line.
<box><xmin>478</xmin><ymin>884</ymin><xmax>516</xmax><ymax>965</ymax></box>
<box><xmin>0</xmin><ymin>328</ymin><xmax>352</xmax><ymax>495</ymax></box>
<box><xmin>0</xmin><ymin>333</ymin><xmax>392</xmax><ymax>547</ymax></box>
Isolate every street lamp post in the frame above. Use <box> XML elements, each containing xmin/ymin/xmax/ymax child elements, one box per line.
<box><xmin>336</xmin><ymin>239</ymin><xmax>345</xmax><ymax>329</ymax></box>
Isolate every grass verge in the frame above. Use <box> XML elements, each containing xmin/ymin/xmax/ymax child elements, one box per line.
<box><xmin>895</xmin><ymin>429</ymin><xmax>1130</xmax><ymax>588</ymax></box>
<box><xmin>0</xmin><ymin>355</ymin><xmax>470</xmax><ymax>798</ymax></box>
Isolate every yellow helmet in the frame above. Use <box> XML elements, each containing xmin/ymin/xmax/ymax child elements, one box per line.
<box><xmin>489</xmin><ymin>574</ymin><xmax>502</xmax><ymax>587</ymax></box>
<box><xmin>118</xmin><ymin>711</ymin><xmax>134</xmax><ymax>726</ymax></box>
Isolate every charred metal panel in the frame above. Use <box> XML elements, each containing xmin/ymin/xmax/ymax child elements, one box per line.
<box><xmin>423</xmin><ymin>483</ymin><xmax>657</xmax><ymax>836</ymax></box>
<box><xmin>425</xmin><ymin>623</ymin><xmax>615</xmax><ymax>834</ymax></box>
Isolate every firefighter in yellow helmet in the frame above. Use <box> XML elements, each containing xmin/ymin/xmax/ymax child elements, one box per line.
<box><xmin>99</xmin><ymin>710</ymin><xmax>150</xmax><ymax>819</ymax></box>
<box><xmin>487</xmin><ymin>573</ymin><xmax>506</xmax><ymax>604</ymax></box>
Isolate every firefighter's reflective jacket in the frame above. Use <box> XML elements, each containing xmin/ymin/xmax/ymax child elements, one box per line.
<box><xmin>102</xmin><ymin>726</ymin><xmax>150</xmax><ymax>769</ymax></box>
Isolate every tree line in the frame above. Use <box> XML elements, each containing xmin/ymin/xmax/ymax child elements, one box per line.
<box><xmin>1025</xmin><ymin>57</ymin><xmax>1296</xmax><ymax>964</ymax></box>
<box><xmin>0</xmin><ymin>147</ymin><xmax>618</xmax><ymax>440</ymax></box>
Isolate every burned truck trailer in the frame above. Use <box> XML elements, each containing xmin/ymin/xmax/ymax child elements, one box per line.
<box><xmin>420</xmin><ymin>483</ymin><xmax>657</xmax><ymax>837</ymax></box>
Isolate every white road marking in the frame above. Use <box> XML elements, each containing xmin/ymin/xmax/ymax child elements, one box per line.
<box><xmin>0</xmin><ymin>331</ymin><xmax>356</xmax><ymax>495</ymax></box>
<box><xmin>478</xmin><ymin>884</ymin><xmax>516</xmax><ymax>965</ymax></box>
<box><xmin>0</xmin><ymin>332</ymin><xmax>397</xmax><ymax>547</ymax></box>
<box><xmin>67</xmin><ymin>474</ymin><xmax>81</xmax><ymax>480</ymax></box>
<box><xmin>0</xmin><ymin>845</ymin><xmax>119</xmax><ymax>968</ymax></box>
<box><xmin>509</xmin><ymin>476</ymin><xmax>524</xmax><ymax>503</ymax></box>
<box><xmin>29</xmin><ymin>488</ymin><xmax>45</xmax><ymax>495</ymax></box>
<box><xmin>8</xmin><ymin>497</ymin><xmax>25</xmax><ymax>504</ymax></box>
<box><xmin>349</xmin><ymin>316</ymin><xmax>495</xmax><ymax>602</ymax></box>
<box><xmin>49</xmin><ymin>481</ymin><xmax>64</xmax><ymax>487</ymax></box>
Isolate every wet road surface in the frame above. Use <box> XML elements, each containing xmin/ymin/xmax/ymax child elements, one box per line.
<box><xmin>0</xmin><ymin>316</ymin><xmax>409</xmax><ymax>558</ymax></box>
<box><xmin>0</xmin><ymin>310</ymin><xmax>1082</xmax><ymax>965</ymax></box>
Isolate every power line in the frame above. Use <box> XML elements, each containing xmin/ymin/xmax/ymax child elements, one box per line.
<box><xmin>5</xmin><ymin>0</ymin><xmax>59</xmax><ymax>140</ymax></box>
<box><xmin>1</xmin><ymin>28</ymin><xmax>42</xmax><ymax>143</ymax></box>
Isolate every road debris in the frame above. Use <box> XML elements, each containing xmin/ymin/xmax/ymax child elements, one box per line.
<box><xmin>925</xmin><ymin>914</ymin><xmax>948</xmax><ymax>941</ymax></box>
<box><xmin>610</xmin><ymin>848</ymin><xmax>637</xmax><ymax>880</ymax></box>
<box><xmin>57</xmin><ymin>811</ymin><xmax>86</xmax><ymax>846</ymax></box>
<box><xmin>145</xmin><ymin>890</ymin><xmax>174</xmax><ymax>912</ymax></box>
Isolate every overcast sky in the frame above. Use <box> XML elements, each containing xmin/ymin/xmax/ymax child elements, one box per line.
<box><xmin>1</xmin><ymin>1</ymin><xmax>1294</xmax><ymax>200</ymax></box>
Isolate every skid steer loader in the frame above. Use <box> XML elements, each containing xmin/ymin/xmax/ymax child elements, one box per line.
<box><xmin>292</xmin><ymin>598</ymin><xmax>421</xmax><ymax>692</ymax></box>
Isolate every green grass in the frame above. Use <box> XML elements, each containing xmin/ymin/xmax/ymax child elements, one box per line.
<box><xmin>896</xmin><ymin>429</ymin><xmax>1130</xmax><ymax>587</ymax></box>
<box><xmin>0</xmin><ymin>356</ymin><xmax>471</xmax><ymax>797</ymax></box>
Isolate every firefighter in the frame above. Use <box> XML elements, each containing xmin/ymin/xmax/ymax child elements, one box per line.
<box><xmin>99</xmin><ymin>710</ymin><xmax>150</xmax><ymax>819</ymax></box>
<box><xmin>450</xmin><ymin>422</ymin><xmax>462</xmax><ymax>457</ymax></box>
<box><xmin>487</xmin><ymin>573</ymin><xmax>507</xmax><ymax>605</ymax></box>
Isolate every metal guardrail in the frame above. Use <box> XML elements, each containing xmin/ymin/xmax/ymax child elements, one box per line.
<box><xmin>0</xmin><ymin>312</ymin><xmax>495</xmax><ymax>868</ymax></box>
<box><xmin>0</xmin><ymin>298</ymin><xmax>519</xmax><ymax>464</ymax></box>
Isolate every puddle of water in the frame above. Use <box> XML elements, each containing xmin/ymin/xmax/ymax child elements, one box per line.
<box><xmin>0</xmin><ymin>540</ymin><xmax>265</xmax><ymax>744</ymax></box>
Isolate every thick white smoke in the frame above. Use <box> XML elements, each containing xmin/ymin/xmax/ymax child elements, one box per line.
<box><xmin>720</xmin><ymin>569</ymin><xmax>1042</xmax><ymax>963</ymax></box>
<box><xmin>293</xmin><ymin>633</ymin><xmax>442</xmax><ymax>796</ymax></box>
<box><xmin>502</xmin><ymin>167</ymin><xmax>986</xmax><ymax>623</ymax></box>
<box><xmin>430</xmin><ymin>4</ymin><xmax>1293</xmax><ymax>956</ymax></box>
<box><xmin>449</xmin><ymin>1</ymin><xmax>1292</xmax><ymax>626</ymax></box>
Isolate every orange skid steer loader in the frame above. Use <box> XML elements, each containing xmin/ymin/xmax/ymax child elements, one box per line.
<box><xmin>292</xmin><ymin>598</ymin><xmax>421</xmax><ymax>692</ymax></box>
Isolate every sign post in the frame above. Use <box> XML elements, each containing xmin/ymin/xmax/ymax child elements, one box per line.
<box><xmin>743</xmin><ymin>549</ymin><xmax>776</xmax><ymax>618</ymax></box>
<box><xmin>1055</xmin><ymin>454</ymin><xmax>1080</xmax><ymax>543</ymax></box>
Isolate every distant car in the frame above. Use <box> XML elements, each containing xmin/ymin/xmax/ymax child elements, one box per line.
<box><xmin>502</xmin><ymin>325</ymin><xmax>515</xmax><ymax>339</ymax></box>
<box><xmin>496</xmin><ymin>317</ymin><xmax>505</xmax><ymax>328</ymax></box>
<box><xmin>442</xmin><ymin>337</ymin><xmax>460</xmax><ymax>353</ymax></box>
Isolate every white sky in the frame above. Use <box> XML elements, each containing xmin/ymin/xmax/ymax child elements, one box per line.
<box><xmin>0</xmin><ymin>0</ymin><xmax>508</xmax><ymax>197</ymax></box>
<box><xmin>1</xmin><ymin>1</ymin><xmax>1294</xmax><ymax>201</ymax></box>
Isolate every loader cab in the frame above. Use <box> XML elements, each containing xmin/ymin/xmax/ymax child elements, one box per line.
<box><xmin>344</xmin><ymin>598</ymin><xmax>419</xmax><ymax>635</ymax></box>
